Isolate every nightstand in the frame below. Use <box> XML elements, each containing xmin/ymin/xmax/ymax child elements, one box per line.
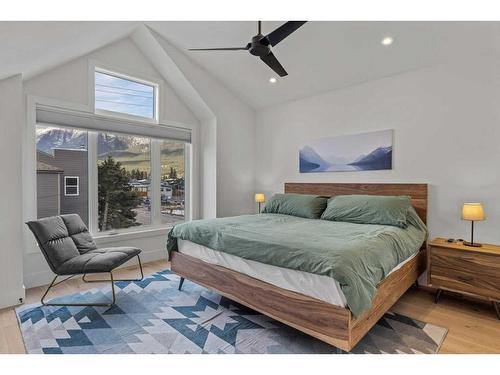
<box><xmin>428</xmin><ymin>238</ymin><xmax>500</xmax><ymax>319</ymax></box>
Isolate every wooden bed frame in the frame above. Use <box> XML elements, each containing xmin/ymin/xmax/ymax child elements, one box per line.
<box><xmin>171</xmin><ymin>183</ymin><xmax>428</xmax><ymax>351</ymax></box>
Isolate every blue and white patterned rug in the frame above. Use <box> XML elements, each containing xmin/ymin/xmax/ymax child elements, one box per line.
<box><xmin>16</xmin><ymin>269</ymin><xmax>447</xmax><ymax>354</ymax></box>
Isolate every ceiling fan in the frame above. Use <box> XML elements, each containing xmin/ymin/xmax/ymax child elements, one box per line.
<box><xmin>188</xmin><ymin>21</ymin><xmax>307</xmax><ymax>77</ymax></box>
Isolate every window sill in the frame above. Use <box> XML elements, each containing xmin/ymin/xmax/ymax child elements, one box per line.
<box><xmin>93</xmin><ymin>226</ymin><xmax>173</xmax><ymax>245</ymax></box>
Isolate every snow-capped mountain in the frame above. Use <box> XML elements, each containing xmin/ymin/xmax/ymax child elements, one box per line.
<box><xmin>348</xmin><ymin>146</ymin><xmax>392</xmax><ymax>169</ymax></box>
<box><xmin>36</xmin><ymin>127</ymin><xmax>149</xmax><ymax>155</ymax></box>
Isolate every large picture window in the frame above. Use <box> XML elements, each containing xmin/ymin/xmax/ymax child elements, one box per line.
<box><xmin>35</xmin><ymin>123</ymin><xmax>188</xmax><ymax>235</ymax></box>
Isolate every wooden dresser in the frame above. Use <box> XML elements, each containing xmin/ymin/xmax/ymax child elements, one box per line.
<box><xmin>428</xmin><ymin>238</ymin><xmax>500</xmax><ymax>319</ymax></box>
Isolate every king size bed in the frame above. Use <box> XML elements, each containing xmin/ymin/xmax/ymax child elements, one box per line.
<box><xmin>167</xmin><ymin>183</ymin><xmax>428</xmax><ymax>352</ymax></box>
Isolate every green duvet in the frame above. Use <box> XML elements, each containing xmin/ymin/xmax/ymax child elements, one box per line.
<box><xmin>167</xmin><ymin>209</ymin><xmax>427</xmax><ymax>316</ymax></box>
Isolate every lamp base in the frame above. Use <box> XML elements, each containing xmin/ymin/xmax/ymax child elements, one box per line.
<box><xmin>463</xmin><ymin>241</ymin><xmax>482</xmax><ymax>247</ymax></box>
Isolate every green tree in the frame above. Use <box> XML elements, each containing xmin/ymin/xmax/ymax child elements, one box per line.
<box><xmin>98</xmin><ymin>156</ymin><xmax>141</xmax><ymax>231</ymax></box>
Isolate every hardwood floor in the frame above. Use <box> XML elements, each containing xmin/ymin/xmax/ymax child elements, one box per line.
<box><xmin>0</xmin><ymin>259</ymin><xmax>498</xmax><ymax>354</ymax></box>
<box><xmin>393</xmin><ymin>287</ymin><xmax>500</xmax><ymax>354</ymax></box>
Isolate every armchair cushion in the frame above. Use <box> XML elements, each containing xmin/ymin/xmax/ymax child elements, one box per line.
<box><xmin>56</xmin><ymin>246</ymin><xmax>141</xmax><ymax>275</ymax></box>
<box><xmin>60</xmin><ymin>214</ymin><xmax>97</xmax><ymax>254</ymax></box>
<box><xmin>26</xmin><ymin>216</ymin><xmax>80</xmax><ymax>272</ymax></box>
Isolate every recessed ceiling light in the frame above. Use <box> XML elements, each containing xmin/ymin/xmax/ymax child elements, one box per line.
<box><xmin>381</xmin><ymin>36</ymin><xmax>394</xmax><ymax>46</ymax></box>
<box><xmin>269</xmin><ymin>77</ymin><xmax>277</xmax><ymax>84</ymax></box>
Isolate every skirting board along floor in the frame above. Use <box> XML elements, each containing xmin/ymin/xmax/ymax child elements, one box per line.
<box><xmin>0</xmin><ymin>259</ymin><xmax>499</xmax><ymax>353</ymax></box>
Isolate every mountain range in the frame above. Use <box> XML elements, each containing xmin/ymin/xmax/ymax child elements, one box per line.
<box><xmin>348</xmin><ymin>146</ymin><xmax>392</xmax><ymax>169</ymax></box>
<box><xmin>299</xmin><ymin>146</ymin><xmax>331</xmax><ymax>172</ymax></box>
<box><xmin>36</xmin><ymin>127</ymin><xmax>149</xmax><ymax>156</ymax></box>
<box><xmin>300</xmin><ymin>144</ymin><xmax>392</xmax><ymax>172</ymax></box>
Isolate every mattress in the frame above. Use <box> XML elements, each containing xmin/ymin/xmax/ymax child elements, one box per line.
<box><xmin>178</xmin><ymin>239</ymin><xmax>417</xmax><ymax>308</ymax></box>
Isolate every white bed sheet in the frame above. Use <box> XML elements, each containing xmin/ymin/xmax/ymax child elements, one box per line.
<box><xmin>177</xmin><ymin>239</ymin><xmax>417</xmax><ymax>308</ymax></box>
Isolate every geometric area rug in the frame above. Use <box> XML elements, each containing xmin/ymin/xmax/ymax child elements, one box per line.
<box><xmin>16</xmin><ymin>269</ymin><xmax>447</xmax><ymax>354</ymax></box>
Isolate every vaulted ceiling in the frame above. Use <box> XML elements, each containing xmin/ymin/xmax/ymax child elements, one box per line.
<box><xmin>2</xmin><ymin>21</ymin><xmax>500</xmax><ymax>109</ymax></box>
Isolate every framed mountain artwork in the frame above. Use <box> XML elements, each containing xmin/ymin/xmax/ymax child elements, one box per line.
<box><xmin>299</xmin><ymin>129</ymin><xmax>393</xmax><ymax>173</ymax></box>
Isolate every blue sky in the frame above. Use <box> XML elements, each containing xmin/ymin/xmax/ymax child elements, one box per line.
<box><xmin>95</xmin><ymin>71</ymin><xmax>154</xmax><ymax>118</ymax></box>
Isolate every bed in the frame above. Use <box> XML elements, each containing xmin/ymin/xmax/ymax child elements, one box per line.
<box><xmin>168</xmin><ymin>183</ymin><xmax>428</xmax><ymax>351</ymax></box>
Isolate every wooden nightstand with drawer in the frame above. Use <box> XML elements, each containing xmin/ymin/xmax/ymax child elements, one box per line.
<box><xmin>428</xmin><ymin>238</ymin><xmax>500</xmax><ymax>319</ymax></box>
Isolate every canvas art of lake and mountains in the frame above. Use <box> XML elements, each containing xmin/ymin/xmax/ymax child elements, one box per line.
<box><xmin>299</xmin><ymin>129</ymin><xmax>393</xmax><ymax>173</ymax></box>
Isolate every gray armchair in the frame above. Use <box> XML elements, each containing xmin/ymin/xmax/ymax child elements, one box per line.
<box><xmin>26</xmin><ymin>214</ymin><xmax>143</xmax><ymax>307</ymax></box>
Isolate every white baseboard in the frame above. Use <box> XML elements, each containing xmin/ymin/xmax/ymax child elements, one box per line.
<box><xmin>0</xmin><ymin>286</ymin><xmax>26</xmax><ymax>310</ymax></box>
<box><xmin>23</xmin><ymin>248</ymin><xmax>168</xmax><ymax>289</ymax></box>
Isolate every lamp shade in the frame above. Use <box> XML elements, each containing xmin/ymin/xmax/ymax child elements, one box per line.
<box><xmin>254</xmin><ymin>193</ymin><xmax>266</xmax><ymax>203</ymax></box>
<box><xmin>462</xmin><ymin>203</ymin><xmax>485</xmax><ymax>221</ymax></box>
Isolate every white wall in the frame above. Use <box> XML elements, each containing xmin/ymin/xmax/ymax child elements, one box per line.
<box><xmin>255</xmin><ymin>57</ymin><xmax>500</xmax><ymax>244</ymax></box>
<box><xmin>0</xmin><ymin>75</ymin><xmax>25</xmax><ymax>308</ymax></box>
<box><xmin>22</xmin><ymin>37</ymin><xmax>200</xmax><ymax>288</ymax></box>
<box><xmin>24</xmin><ymin>37</ymin><xmax>198</xmax><ymax>126</ymax></box>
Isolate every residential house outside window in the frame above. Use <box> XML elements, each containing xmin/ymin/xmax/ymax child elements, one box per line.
<box><xmin>36</xmin><ymin>125</ymin><xmax>89</xmax><ymax>225</ymax></box>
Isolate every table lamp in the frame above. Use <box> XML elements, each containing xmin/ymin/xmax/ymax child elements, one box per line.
<box><xmin>255</xmin><ymin>193</ymin><xmax>266</xmax><ymax>213</ymax></box>
<box><xmin>462</xmin><ymin>203</ymin><xmax>485</xmax><ymax>247</ymax></box>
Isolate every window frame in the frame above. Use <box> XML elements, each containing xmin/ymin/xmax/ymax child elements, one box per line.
<box><xmin>93</xmin><ymin>66</ymin><xmax>160</xmax><ymax>124</ymax></box>
<box><xmin>64</xmin><ymin>176</ymin><xmax>80</xmax><ymax>197</ymax></box>
<box><xmin>33</xmin><ymin>124</ymin><xmax>189</xmax><ymax>238</ymax></box>
<box><xmin>26</xmin><ymin>89</ymin><xmax>195</xmax><ymax>255</ymax></box>
<box><xmin>87</xmin><ymin>131</ymin><xmax>188</xmax><ymax>236</ymax></box>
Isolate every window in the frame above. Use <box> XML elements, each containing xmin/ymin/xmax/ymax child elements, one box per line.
<box><xmin>36</xmin><ymin>125</ymin><xmax>89</xmax><ymax>225</ymax></box>
<box><xmin>64</xmin><ymin>176</ymin><xmax>79</xmax><ymax>196</ymax></box>
<box><xmin>97</xmin><ymin>132</ymin><xmax>151</xmax><ymax>231</ymax></box>
<box><xmin>35</xmin><ymin>123</ymin><xmax>188</xmax><ymax>235</ymax></box>
<box><xmin>160</xmin><ymin>140</ymin><xmax>185</xmax><ymax>225</ymax></box>
<box><xmin>95</xmin><ymin>70</ymin><xmax>156</xmax><ymax>120</ymax></box>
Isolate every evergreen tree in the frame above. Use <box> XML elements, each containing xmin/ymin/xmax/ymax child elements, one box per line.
<box><xmin>98</xmin><ymin>156</ymin><xmax>141</xmax><ymax>231</ymax></box>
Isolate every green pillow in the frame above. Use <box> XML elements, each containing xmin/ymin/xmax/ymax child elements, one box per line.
<box><xmin>320</xmin><ymin>195</ymin><xmax>411</xmax><ymax>228</ymax></box>
<box><xmin>262</xmin><ymin>193</ymin><xmax>328</xmax><ymax>219</ymax></box>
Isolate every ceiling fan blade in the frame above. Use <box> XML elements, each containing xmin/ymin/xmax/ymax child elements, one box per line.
<box><xmin>260</xmin><ymin>52</ymin><xmax>288</xmax><ymax>77</ymax></box>
<box><xmin>261</xmin><ymin>21</ymin><xmax>307</xmax><ymax>47</ymax></box>
<box><xmin>189</xmin><ymin>46</ymin><xmax>249</xmax><ymax>51</ymax></box>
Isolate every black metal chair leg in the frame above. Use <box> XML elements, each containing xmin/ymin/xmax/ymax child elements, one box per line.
<box><xmin>178</xmin><ymin>277</ymin><xmax>185</xmax><ymax>291</ymax></box>
<box><xmin>434</xmin><ymin>289</ymin><xmax>443</xmax><ymax>304</ymax></box>
<box><xmin>493</xmin><ymin>301</ymin><xmax>500</xmax><ymax>320</ymax></box>
<box><xmin>414</xmin><ymin>279</ymin><xmax>419</xmax><ymax>289</ymax></box>
<box><xmin>109</xmin><ymin>272</ymin><xmax>116</xmax><ymax>305</ymax></box>
<box><xmin>41</xmin><ymin>274</ymin><xmax>116</xmax><ymax>307</ymax></box>
<box><xmin>82</xmin><ymin>255</ymin><xmax>144</xmax><ymax>283</ymax></box>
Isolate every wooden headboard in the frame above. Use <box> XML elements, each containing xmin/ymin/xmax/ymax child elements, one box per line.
<box><xmin>284</xmin><ymin>183</ymin><xmax>428</xmax><ymax>224</ymax></box>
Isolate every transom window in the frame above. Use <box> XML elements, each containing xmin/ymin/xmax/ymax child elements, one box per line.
<box><xmin>95</xmin><ymin>69</ymin><xmax>157</xmax><ymax>120</ymax></box>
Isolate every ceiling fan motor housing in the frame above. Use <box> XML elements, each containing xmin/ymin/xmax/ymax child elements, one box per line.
<box><xmin>249</xmin><ymin>35</ymin><xmax>270</xmax><ymax>57</ymax></box>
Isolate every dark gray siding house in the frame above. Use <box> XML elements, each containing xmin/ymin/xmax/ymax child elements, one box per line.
<box><xmin>36</xmin><ymin>160</ymin><xmax>62</xmax><ymax>219</ymax></box>
<box><xmin>36</xmin><ymin>149</ymin><xmax>88</xmax><ymax>225</ymax></box>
